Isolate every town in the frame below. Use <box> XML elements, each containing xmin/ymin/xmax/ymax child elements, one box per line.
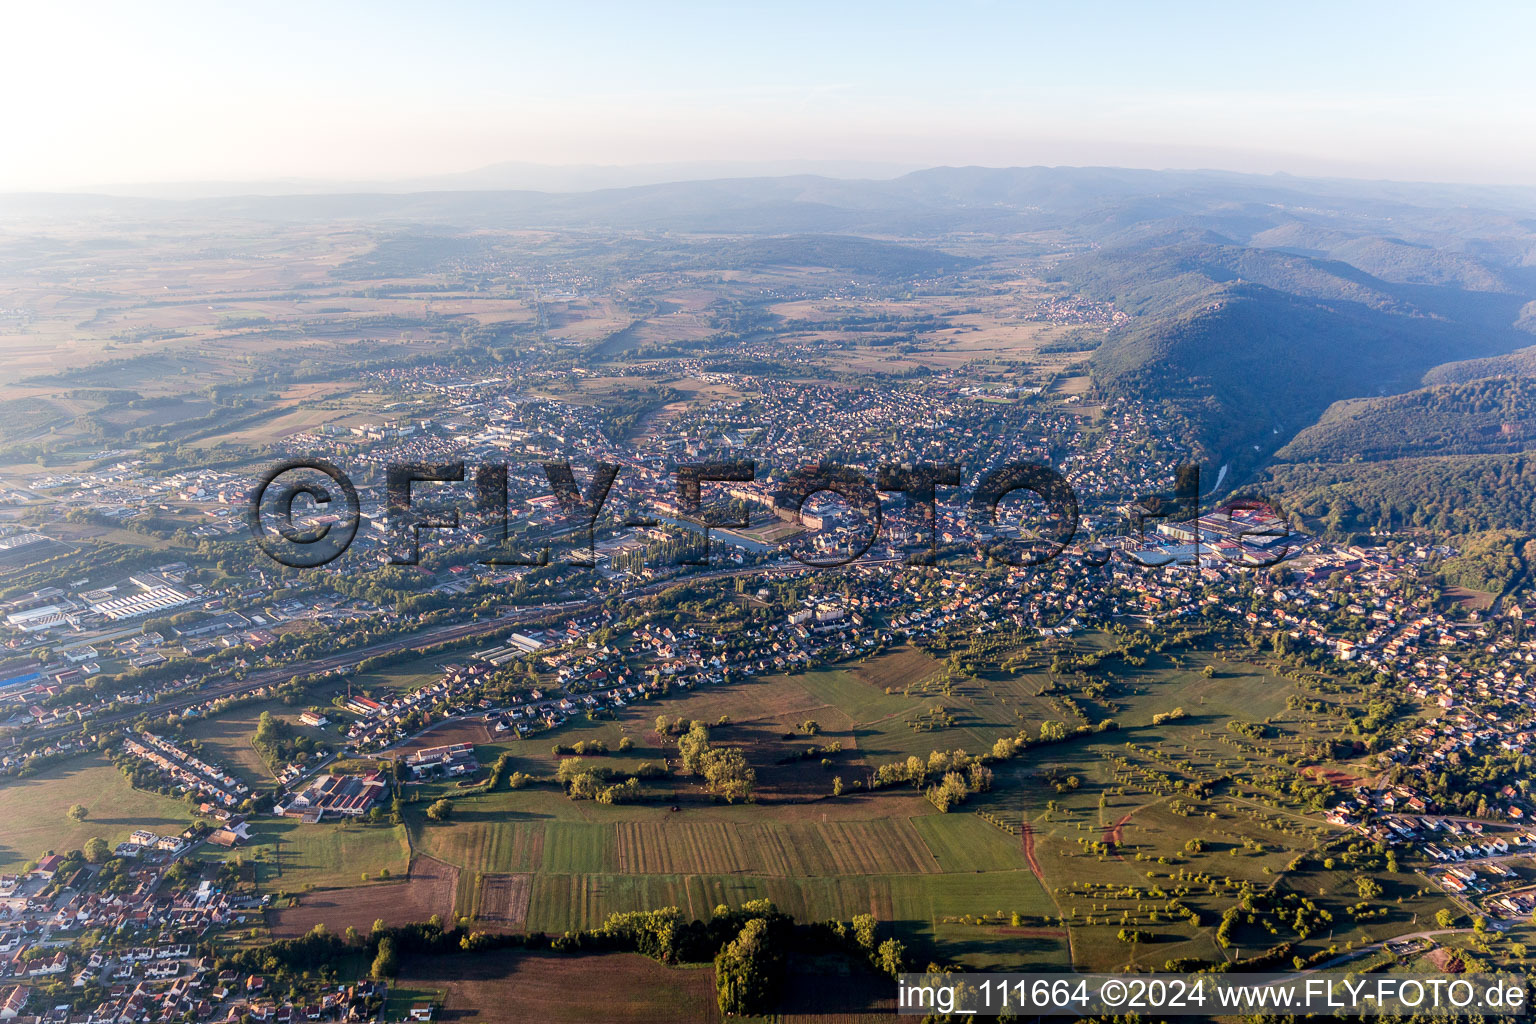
<box><xmin>1</xmin><ymin>175</ymin><xmax>1534</xmax><ymax>1021</ymax></box>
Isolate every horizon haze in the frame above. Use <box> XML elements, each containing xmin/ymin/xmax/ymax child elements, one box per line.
<box><xmin>7</xmin><ymin>0</ymin><xmax>1536</xmax><ymax>192</ymax></box>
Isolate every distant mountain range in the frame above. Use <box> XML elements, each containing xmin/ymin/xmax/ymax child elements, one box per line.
<box><xmin>45</xmin><ymin>160</ymin><xmax>926</xmax><ymax>200</ymax></box>
<box><xmin>8</xmin><ymin>164</ymin><xmax>1536</xmax><ymax>232</ymax></box>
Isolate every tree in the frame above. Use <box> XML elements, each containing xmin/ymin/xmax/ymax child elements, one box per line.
<box><xmin>852</xmin><ymin>914</ymin><xmax>878</xmax><ymax>951</ymax></box>
<box><xmin>714</xmin><ymin>917</ymin><xmax>782</xmax><ymax>1015</ymax></box>
<box><xmin>832</xmin><ymin>776</ymin><xmax>844</xmax><ymax>797</ymax></box>
<box><xmin>83</xmin><ymin>837</ymin><xmax>110</xmax><ymax>863</ymax></box>
<box><xmin>67</xmin><ymin>804</ymin><xmax>88</xmax><ymax>824</ymax></box>
<box><xmin>700</xmin><ymin>747</ymin><xmax>756</xmax><ymax>803</ymax></box>
<box><xmin>254</xmin><ymin>711</ymin><xmax>285</xmax><ymax>749</ymax></box>
<box><xmin>596</xmin><ymin>777</ymin><xmax>643</xmax><ymax>804</ymax></box>
<box><xmin>370</xmin><ymin>936</ymin><xmax>398</xmax><ymax>979</ymax></box>
<box><xmin>678</xmin><ymin>721</ymin><xmax>711</xmax><ymax>775</ymax></box>
<box><xmin>875</xmin><ymin>937</ymin><xmax>906</xmax><ymax>978</ymax></box>
<box><xmin>926</xmin><ymin>772</ymin><xmax>969</xmax><ymax>812</ymax></box>
<box><xmin>426</xmin><ymin>798</ymin><xmax>453</xmax><ymax>822</ymax></box>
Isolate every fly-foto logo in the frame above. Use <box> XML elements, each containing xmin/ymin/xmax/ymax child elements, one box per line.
<box><xmin>248</xmin><ymin>458</ymin><xmax>1301</xmax><ymax>571</ymax></box>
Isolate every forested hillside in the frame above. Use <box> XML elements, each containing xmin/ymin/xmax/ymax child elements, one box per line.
<box><xmin>1057</xmin><ymin>243</ymin><xmax>1531</xmax><ymax>475</ymax></box>
<box><xmin>1277</xmin><ymin>376</ymin><xmax>1536</xmax><ymax>462</ymax></box>
<box><xmin>1422</xmin><ymin>335</ymin><xmax>1536</xmax><ymax>385</ymax></box>
<box><xmin>1266</xmin><ymin>452</ymin><xmax>1536</xmax><ymax>536</ymax></box>
<box><xmin>1435</xmin><ymin>530</ymin><xmax>1534</xmax><ymax>596</ymax></box>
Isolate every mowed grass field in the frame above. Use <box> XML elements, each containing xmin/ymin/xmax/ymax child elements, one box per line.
<box><xmin>612</xmin><ymin>819</ymin><xmax>940</xmax><ymax>876</ymax></box>
<box><xmin>243</xmin><ymin>818</ymin><xmax>411</xmax><ymax>891</ymax></box>
<box><xmin>426</xmin><ymin>819</ymin><xmax>550</xmax><ymax>876</ymax></box>
<box><xmin>780</xmin><ymin>645</ymin><xmax>1070</xmax><ymax>765</ymax></box>
<box><xmin>0</xmin><ymin>755</ymin><xmax>196</xmax><ymax>870</ymax></box>
<box><xmin>180</xmin><ymin>700</ymin><xmax>295</xmax><ymax>786</ymax></box>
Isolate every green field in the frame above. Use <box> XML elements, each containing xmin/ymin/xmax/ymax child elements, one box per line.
<box><xmin>243</xmin><ymin>818</ymin><xmax>411</xmax><ymax>890</ymax></box>
<box><xmin>910</xmin><ymin>814</ymin><xmax>1024</xmax><ymax>873</ymax></box>
<box><xmin>518</xmin><ymin>868</ymin><xmax>1060</xmax><ymax>969</ymax></box>
<box><xmin>540</xmin><ymin>821</ymin><xmax>619</xmax><ymax>873</ymax></box>
<box><xmin>386</xmin><ymin>634</ymin><xmax>1446</xmax><ymax>970</ymax></box>
<box><xmin>346</xmin><ymin>650</ymin><xmax>465</xmax><ymax>696</ymax></box>
<box><xmin>519</xmin><ymin>872</ymin><xmax>891</xmax><ymax>936</ymax></box>
<box><xmin>180</xmin><ymin>699</ymin><xmax>296</xmax><ymax>786</ymax></box>
<box><xmin>613</xmin><ymin>819</ymin><xmax>941</xmax><ymax>875</ymax></box>
<box><xmin>0</xmin><ymin>755</ymin><xmax>197</xmax><ymax>870</ymax></box>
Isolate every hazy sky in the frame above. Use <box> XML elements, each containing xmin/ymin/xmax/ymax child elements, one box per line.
<box><xmin>7</xmin><ymin>0</ymin><xmax>1536</xmax><ymax>191</ymax></box>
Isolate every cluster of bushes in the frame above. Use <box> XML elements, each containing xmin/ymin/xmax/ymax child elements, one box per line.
<box><xmin>925</xmin><ymin>762</ymin><xmax>994</xmax><ymax>813</ymax></box>
<box><xmin>552</xmin><ymin>739</ymin><xmax>607</xmax><ymax>756</ymax></box>
<box><xmin>556</xmin><ymin>758</ymin><xmax>645</xmax><ymax>803</ymax></box>
<box><xmin>253</xmin><ymin>711</ymin><xmax>323</xmax><ymax>768</ymax></box>
<box><xmin>675</xmin><ymin>721</ymin><xmax>756</xmax><ymax>802</ymax></box>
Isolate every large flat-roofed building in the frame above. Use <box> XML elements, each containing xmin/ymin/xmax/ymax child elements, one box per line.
<box><xmin>5</xmin><ymin>604</ymin><xmax>74</xmax><ymax>633</ymax></box>
<box><xmin>507</xmin><ymin>632</ymin><xmax>544</xmax><ymax>653</ymax></box>
<box><xmin>89</xmin><ymin>574</ymin><xmax>195</xmax><ymax>621</ymax></box>
<box><xmin>405</xmin><ymin>742</ymin><xmax>478</xmax><ymax>778</ymax></box>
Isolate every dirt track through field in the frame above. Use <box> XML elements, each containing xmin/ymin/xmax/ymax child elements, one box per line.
<box><xmin>1021</xmin><ymin>819</ymin><xmax>1043</xmax><ymax>882</ymax></box>
<box><xmin>1103</xmin><ymin>813</ymin><xmax>1132</xmax><ymax>861</ymax></box>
